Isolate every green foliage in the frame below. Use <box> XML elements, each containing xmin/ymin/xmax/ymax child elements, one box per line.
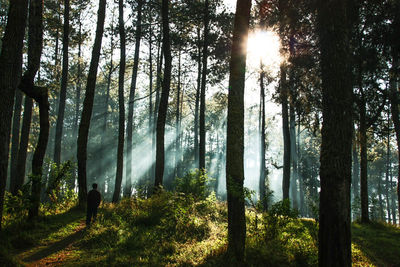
<box><xmin>264</xmin><ymin>199</ymin><xmax>299</xmax><ymax>241</ymax></box>
<box><xmin>174</xmin><ymin>169</ymin><xmax>213</xmax><ymax>200</ymax></box>
<box><xmin>2</xmin><ymin>186</ymin><xmax>31</xmax><ymax>226</ymax></box>
<box><xmin>2</xmin><ymin>194</ymin><xmax>399</xmax><ymax>266</ymax></box>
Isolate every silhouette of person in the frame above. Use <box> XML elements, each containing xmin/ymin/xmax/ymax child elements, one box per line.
<box><xmin>86</xmin><ymin>183</ymin><xmax>101</xmax><ymax>227</ymax></box>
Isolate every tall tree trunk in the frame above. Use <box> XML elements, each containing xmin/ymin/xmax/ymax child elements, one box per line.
<box><xmin>281</xmin><ymin>66</ymin><xmax>291</xmax><ymax>200</ymax></box>
<box><xmin>124</xmin><ymin>0</ymin><xmax>143</xmax><ymax>197</ymax></box>
<box><xmin>174</xmin><ymin>49</ymin><xmax>182</xmax><ymax>179</ymax></box>
<box><xmin>386</xmin><ymin>118</ymin><xmax>391</xmax><ymax>223</ymax></box>
<box><xmin>73</xmin><ymin>10</ymin><xmax>82</xmax><ymax>142</ymax></box>
<box><xmin>290</xmin><ymin>99</ymin><xmax>298</xmax><ymax>208</ymax></box>
<box><xmin>148</xmin><ymin>17</ymin><xmax>153</xmax><ymax>183</ymax></box>
<box><xmin>54</xmin><ymin>0</ymin><xmax>69</xmax><ymax>166</ymax></box>
<box><xmin>77</xmin><ymin>0</ymin><xmax>106</xmax><ymax>208</ymax></box>
<box><xmin>388</xmin><ymin>35</ymin><xmax>400</xmax><ymax>224</ymax></box>
<box><xmin>154</xmin><ymin>0</ymin><xmax>172</xmax><ymax>190</ymax></box>
<box><xmin>113</xmin><ymin>0</ymin><xmax>126</xmax><ymax>203</ymax></box>
<box><xmin>194</xmin><ymin>27</ymin><xmax>201</xmax><ymax>166</ymax></box>
<box><xmin>259</xmin><ymin>67</ymin><xmax>267</xmax><ymax>210</ymax></box>
<box><xmin>352</xmin><ymin>130</ymin><xmax>360</xmax><ymax>207</ymax></box>
<box><xmin>298</xmin><ymin>114</ymin><xmax>305</xmax><ymax>215</ymax></box>
<box><xmin>13</xmin><ymin>96</ymin><xmax>33</xmax><ymax>195</ymax></box>
<box><xmin>226</xmin><ymin>0</ymin><xmax>251</xmax><ymax>262</ymax></box>
<box><xmin>0</xmin><ymin>0</ymin><xmax>28</xmax><ymax>230</ymax></box>
<box><xmin>100</xmin><ymin>14</ymin><xmax>114</xmax><ymax>196</ymax></box>
<box><xmin>391</xmin><ymin>170</ymin><xmax>397</xmax><ymax>224</ymax></box>
<box><xmin>17</xmin><ymin>0</ymin><xmax>46</xmax><ymax>220</ymax></box>
<box><xmin>199</xmin><ymin>0</ymin><xmax>209</xmax><ymax>171</ymax></box>
<box><xmin>317</xmin><ymin>0</ymin><xmax>353</xmax><ymax>265</ymax></box>
<box><xmin>9</xmin><ymin>89</ymin><xmax>23</xmax><ymax>192</ymax></box>
<box><xmin>359</xmin><ymin>97</ymin><xmax>369</xmax><ymax>223</ymax></box>
<box><xmin>152</xmin><ymin>33</ymin><xmax>162</xmax><ymax>185</ymax></box>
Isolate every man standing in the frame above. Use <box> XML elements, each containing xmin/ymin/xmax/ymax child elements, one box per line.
<box><xmin>86</xmin><ymin>183</ymin><xmax>101</xmax><ymax>227</ymax></box>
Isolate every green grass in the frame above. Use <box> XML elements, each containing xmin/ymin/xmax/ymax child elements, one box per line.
<box><xmin>1</xmin><ymin>193</ymin><xmax>399</xmax><ymax>266</ymax></box>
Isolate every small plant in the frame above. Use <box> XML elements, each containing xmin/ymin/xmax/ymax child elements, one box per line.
<box><xmin>174</xmin><ymin>169</ymin><xmax>213</xmax><ymax>200</ymax></box>
<box><xmin>264</xmin><ymin>199</ymin><xmax>299</xmax><ymax>241</ymax></box>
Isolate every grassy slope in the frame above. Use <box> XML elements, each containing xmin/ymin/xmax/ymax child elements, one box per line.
<box><xmin>1</xmin><ymin>194</ymin><xmax>399</xmax><ymax>266</ymax></box>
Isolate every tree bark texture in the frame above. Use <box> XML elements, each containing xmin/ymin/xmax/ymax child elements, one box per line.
<box><xmin>0</xmin><ymin>0</ymin><xmax>28</xmax><ymax>230</ymax></box>
<box><xmin>9</xmin><ymin>89</ymin><xmax>23</xmax><ymax>193</ymax></box>
<box><xmin>359</xmin><ymin>97</ymin><xmax>369</xmax><ymax>223</ymax></box>
<box><xmin>226</xmin><ymin>0</ymin><xmax>251</xmax><ymax>262</ymax></box>
<box><xmin>259</xmin><ymin>68</ymin><xmax>267</xmax><ymax>210</ymax></box>
<box><xmin>17</xmin><ymin>0</ymin><xmax>46</xmax><ymax>220</ymax></box>
<box><xmin>154</xmin><ymin>0</ymin><xmax>172</xmax><ymax>190</ymax></box>
<box><xmin>54</xmin><ymin>0</ymin><xmax>69</xmax><ymax>166</ymax></box>
<box><xmin>125</xmin><ymin>0</ymin><xmax>143</xmax><ymax>197</ymax></box>
<box><xmin>113</xmin><ymin>0</ymin><xmax>126</xmax><ymax>203</ymax></box>
<box><xmin>281</xmin><ymin>66</ymin><xmax>291</xmax><ymax>200</ymax></box>
<box><xmin>13</xmin><ymin>96</ymin><xmax>33</xmax><ymax>195</ymax></box>
<box><xmin>199</xmin><ymin>0</ymin><xmax>209</xmax><ymax>171</ymax></box>
<box><xmin>194</xmin><ymin>27</ymin><xmax>201</xmax><ymax>167</ymax></box>
<box><xmin>77</xmin><ymin>0</ymin><xmax>106</xmax><ymax>208</ymax></box>
<box><xmin>290</xmin><ymin>99</ymin><xmax>298</xmax><ymax>209</ymax></box>
<box><xmin>174</xmin><ymin>49</ymin><xmax>182</xmax><ymax>179</ymax></box>
<box><xmin>317</xmin><ymin>0</ymin><xmax>353</xmax><ymax>265</ymax></box>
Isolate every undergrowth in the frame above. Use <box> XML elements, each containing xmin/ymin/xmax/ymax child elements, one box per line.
<box><xmin>1</xmin><ymin>189</ymin><xmax>399</xmax><ymax>266</ymax></box>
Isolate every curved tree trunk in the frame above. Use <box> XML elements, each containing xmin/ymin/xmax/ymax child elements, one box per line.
<box><xmin>226</xmin><ymin>0</ymin><xmax>251</xmax><ymax>262</ymax></box>
<box><xmin>54</xmin><ymin>0</ymin><xmax>69</xmax><ymax>166</ymax></box>
<box><xmin>112</xmin><ymin>0</ymin><xmax>126</xmax><ymax>203</ymax></box>
<box><xmin>154</xmin><ymin>0</ymin><xmax>172</xmax><ymax>191</ymax></box>
<box><xmin>17</xmin><ymin>0</ymin><xmax>46</xmax><ymax>220</ymax></box>
<box><xmin>77</xmin><ymin>0</ymin><xmax>106</xmax><ymax>208</ymax></box>
<box><xmin>317</xmin><ymin>0</ymin><xmax>353</xmax><ymax>265</ymax></box>
<box><xmin>0</xmin><ymin>0</ymin><xmax>29</xmax><ymax>230</ymax></box>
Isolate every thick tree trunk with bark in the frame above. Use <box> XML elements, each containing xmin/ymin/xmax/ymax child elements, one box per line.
<box><xmin>9</xmin><ymin>90</ymin><xmax>23</xmax><ymax>193</ymax></box>
<box><xmin>226</xmin><ymin>0</ymin><xmax>251</xmax><ymax>262</ymax></box>
<box><xmin>281</xmin><ymin>66</ymin><xmax>291</xmax><ymax>200</ymax></box>
<box><xmin>77</xmin><ymin>0</ymin><xmax>106</xmax><ymax>208</ymax></box>
<box><xmin>125</xmin><ymin>0</ymin><xmax>143</xmax><ymax>197</ymax></box>
<box><xmin>199</xmin><ymin>0</ymin><xmax>209</xmax><ymax>171</ymax></box>
<box><xmin>54</xmin><ymin>0</ymin><xmax>69</xmax><ymax>166</ymax></box>
<box><xmin>0</xmin><ymin>0</ymin><xmax>29</xmax><ymax>230</ymax></box>
<box><xmin>113</xmin><ymin>0</ymin><xmax>126</xmax><ymax>203</ymax></box>
<box><xmin>13</xmin><ymin>96</ymin><xmax>33</xmax><ymax>195</ymax></box>
<box><xmin>17</xmin><ymin>0</ymin><xmax>46</xmax><ymax>220</ymax></box>
<box><xmin>317</xmin><ymin>0</ymin><xmax>353</xmax><ymax>265</ymax></box>
<box><xmin>154</xmin><ymin>0</ymin><xmax>172</xmax><ymax>190</ymax></box>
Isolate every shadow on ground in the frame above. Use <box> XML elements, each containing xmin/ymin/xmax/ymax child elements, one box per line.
<box><xmin>23</xmin><ymin>228</ymin><xmax>85</xmax><ymax>263</ymax></box>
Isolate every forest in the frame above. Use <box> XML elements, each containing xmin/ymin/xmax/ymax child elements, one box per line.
<box><xmin>0</xmin><ymin>0</ymin><xmax>399</xmax><ymax>266</ymax></box>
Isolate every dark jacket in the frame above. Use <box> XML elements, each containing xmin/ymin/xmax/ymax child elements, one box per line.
<box><xmin>87</xmin><ymin>189</ymin><xmax>101</xmax><ymax>208</ymax></box>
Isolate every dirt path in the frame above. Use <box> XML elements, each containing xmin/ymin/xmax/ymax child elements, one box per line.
<box><xmin>21</xmin><ymin>222</ymin><xmax>86</xmax><ymax>266</ymax></box>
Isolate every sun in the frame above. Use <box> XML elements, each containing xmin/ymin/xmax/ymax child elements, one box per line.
<box><xmin>246</xmin><ymin>29</ymin><xmax>282</xmax><ymax>73</ymax></box>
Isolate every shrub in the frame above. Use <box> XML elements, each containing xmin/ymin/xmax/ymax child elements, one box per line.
<box><xmin>174</xmin><ymin>169</ymin><xmax>213</xmax><ymax>200</ymax></box>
